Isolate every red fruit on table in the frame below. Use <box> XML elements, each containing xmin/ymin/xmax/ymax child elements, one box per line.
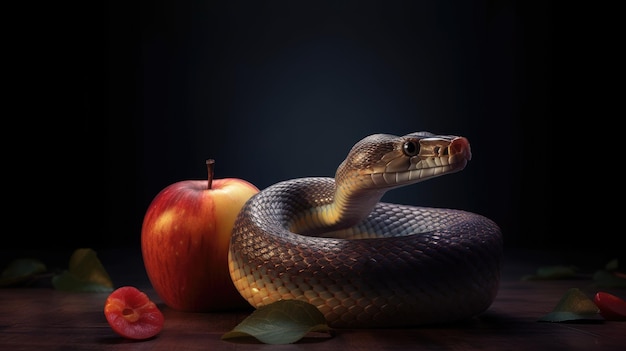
<box><xmin>104</xmin><ymin>286</ymin><xmax>165</xmax><ymax>340</ymax></box>
<box><xmin>594</xmin><ymin>291</ymin><xmax>626</xmax><ymax>321</ymax></box>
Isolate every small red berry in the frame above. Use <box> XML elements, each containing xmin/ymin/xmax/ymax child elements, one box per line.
<box><xmin>594</xmin><ymin>291</ymin><xmax>626</xmax><ymax>321</ymax></box>
<box><xmin>104</xmin><ymin>286</ymin><xmax>165</xmax><ymax>340</ymax></box>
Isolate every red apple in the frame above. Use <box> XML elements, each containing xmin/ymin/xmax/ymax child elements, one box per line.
<box><xmin>141</xmin><ymin>159</ymin><xmax>259</xmax><ymax>312</ymax></box>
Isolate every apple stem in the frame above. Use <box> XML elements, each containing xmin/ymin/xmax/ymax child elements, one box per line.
<box><xmin>206</xmin><ymin>159</ymin><xmax>215</xmax><ymax>190</ymax></box>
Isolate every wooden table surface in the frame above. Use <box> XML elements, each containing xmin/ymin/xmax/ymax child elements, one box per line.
<box><xmin>1</xmin><ymin>248</ymin><xmax>624</xmax><ymax>350</ymax></box>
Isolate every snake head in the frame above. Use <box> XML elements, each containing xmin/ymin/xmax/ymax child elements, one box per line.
<box><xmin>336</xmin><ymin>132</ymin><xmax>472</xmax><ymax>189</ymax></box>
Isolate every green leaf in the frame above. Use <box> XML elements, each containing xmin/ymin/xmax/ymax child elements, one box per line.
<box><xmin>522</xmin><ymin>265</ymin><xmax>577</xmax><ymax>281</ymax></box>
<box><xmin>0</xmin><ymin>258</ymin><xmax>47</xmax><ymax>287</ymax></box>
<box><xmin>222</xmin><ymin>299</ymin><xmax>332</xmax><ymax>344</ymax></box>
<box><xmin>51</xmin><ymin>271</ymin><xmax>114</xmax><ymax>292</ymax></box>
<box><xmin>592</xmin><ymin>270</ymin><xmax>626</xmax><ymax>288</ymax></box>
<box><xmin>52</xmin><ymin>248</ymin><xmax>114</xmax><ymax>292</ymax></box>
<box><xmin>538</xmin><ymin>288</ymin><xmax>602</xmax><ymax>322</ymax></box>
<box><xmin>604</xmin><ymin>258</ymin><xmax>619</xmax><ymax>271</ymax></box>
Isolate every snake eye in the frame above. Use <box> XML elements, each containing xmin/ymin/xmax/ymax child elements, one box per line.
<box><xmin>402</xmin><ymin>140</ymin><xmax>419</xmax><ymax>156</ymax></box>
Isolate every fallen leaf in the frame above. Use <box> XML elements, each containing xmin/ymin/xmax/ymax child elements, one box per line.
<box><xmin>538</xmin><ymin>288</ymin><xmax>602</xmax><ymax>322</ymax></box>
<box><xmin>604</xmin><ymin>258</ymin><xmax>619</xmax><ymax>271</ymax></box>
<box><xmin>522</xmin><ymin>265</ymin><xmax>578</xmax><ymax>281</ymax></box>
<box><xmin>52</xmin><ymin>248</ymin><xmax>113</xmax><ymax>292</ymax></box>
<box><xmin>222</xmin><ymin>299</ymin><xmax>332</xmax><ymax>344</ymax></box>
<box><xmin>591</xmin><ymin>258</ymin><xmax>626</xmax><ymax>288</ymax></box>
<box><xmin>0</xmin><ymin>258</ymin><xmax>47</xmax><ymax>287</ymax></box>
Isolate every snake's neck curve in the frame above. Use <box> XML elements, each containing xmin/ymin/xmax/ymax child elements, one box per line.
<box><xmin>289</xmin><ymin>184</ymin><xmax>387</xmax><ymax>237</ymax></box>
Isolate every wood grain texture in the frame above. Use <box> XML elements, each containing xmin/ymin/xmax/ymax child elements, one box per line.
<box><xmin>1</xmin><ymin>248</ymin><xmax>624</xmax><ymax>350</ymax></box>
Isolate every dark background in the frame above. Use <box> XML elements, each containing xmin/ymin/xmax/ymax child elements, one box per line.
<box><xmin>8</xmin><ymin>1</ymin><xmax>569</xmax><ymax>256</ymax></box>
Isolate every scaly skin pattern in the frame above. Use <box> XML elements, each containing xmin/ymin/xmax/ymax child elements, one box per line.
<box><xmin>228</xmin><ymin>132</ymin><xmax>503</xmax><ymax>328</ymax></box>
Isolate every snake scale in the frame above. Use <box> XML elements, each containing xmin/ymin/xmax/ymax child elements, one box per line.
<box><xmin>228</xmin><ymin>131</ymin><xmax>502</xmax><ymax>328</ymax></box>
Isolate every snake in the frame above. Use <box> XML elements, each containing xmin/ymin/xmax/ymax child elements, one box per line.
<box><xmin>228</xmin><ymin>131</ymin><xmax>502</xmax><ymax>328</ymax></box>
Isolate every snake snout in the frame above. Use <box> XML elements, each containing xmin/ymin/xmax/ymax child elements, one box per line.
<box><xmin>450</xmin><ymin>136</ymin><xmax>472</xmax><ymax>161</ymax></box>
<box><xmin>417</xmin><ymin>136</ymin><xmax>471</xmax><ymax>161</ymax></box>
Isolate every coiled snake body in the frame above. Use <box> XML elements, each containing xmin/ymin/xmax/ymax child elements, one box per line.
<box><xmin>229</xmin><ymin>132</ymin><xmax>502</xmax><ymax>328</ymax></box>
